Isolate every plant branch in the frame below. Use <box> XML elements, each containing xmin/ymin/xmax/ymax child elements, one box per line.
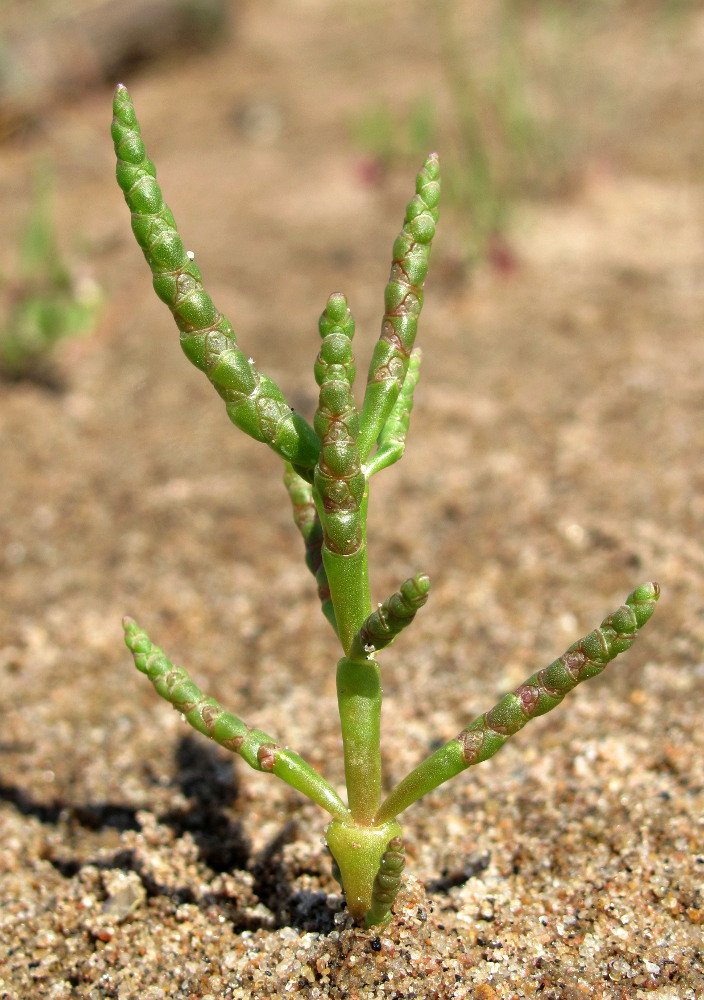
<box><xmin>357</xmin><ymin>154</ymin><xmax>440</xmax><ymax>461</ymax></box>
<box><xmin>365</xmin><ymin>348</ymin><xmax>422</xmax><ymax>477</ymax></box>
<box><xmin>364</xmin><ymin>836</ymin><xmax>406</xmax><ymax>929</ymax></box>
<box><xmin>374</xmin><ymin>583</ymin><xmax>660</xmax><ymax>824</ymax></box>
<box><xmin>283</xmin><ymin>463</ymin><xmax>337</xmax><ymax>633</ymax></box>
<box><xmin>312</xmin><ymin>292</ymin><xmax>369</xmax><ymax>652</ymax></box>
<box><xmin>348</xmin><ymin>572</ymin><xmax>430</xmax><ymax>662</ymax></box>
<box><xmin>122</xmin><ymin>617</ymin><xmax>350</xmax><ymax>821</ymax></box>
<box><xmin>111</xmin><ymin>84</ymin><xmax>320</xmax><ymax>474</ymax></box>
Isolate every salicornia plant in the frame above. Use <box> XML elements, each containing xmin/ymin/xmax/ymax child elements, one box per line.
<box><xmin>112</xmin><ymin>84</ymin><xmax>659</xmax><ymax>928</ymax></box>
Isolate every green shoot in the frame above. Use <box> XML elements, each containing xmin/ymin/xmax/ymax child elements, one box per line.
<box><xmin>113</xmin><ymin>84</ymin><xmax>659</xmax><ymax>928</ymax></box>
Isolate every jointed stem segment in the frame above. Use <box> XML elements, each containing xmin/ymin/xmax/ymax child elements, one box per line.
<box><xmin>122</xmin><ymin>617</ymin><xmax>350</xmax><ymax>822</ymax></box>
<box><xmin>374</xmin><ymin>583</ymin><xmax>660</xmax><ymax>825</ymax></box>
<box><xmin>325</xmin><ymin>818</ymin><xmax>402</xmax><ymax>923</ymax></box>
<box><xmin>312</xmin><ymin>293</ymin><xmax>369</xmax><ymax>652</ymax></box>
<box><xmin>348</xmin><ymin>572</ymin><xmax>431</xmax><ymax>662</ymax></box>
<box><xmin>111</xmin><ymin>84</ymin><xmax>319</xmax><ymax>474</ymax></box>
<box><xmin>336</xmin><ymin>655</ymin><xmax>382</xmax><ymax>824</ymax></box>
<box><xmin>283</xmin><ymin>463</ymin><xmax>336</xmax><ymax>632</ymax></box>
<box><xmin>358</xmin><ymin>154</ymin><xmax>440</xmax><ymax>461</ymax></box>
<box><xmin>365</xmin><ymin>348</ymin><xmax>423</xmax><ymax>478</ymax></box>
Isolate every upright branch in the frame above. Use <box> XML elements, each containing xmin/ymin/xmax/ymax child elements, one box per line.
<box><xmin>311</xmin><ymin>293</ymin><xmax>380</xmax><ymax>823</ymax></box>
<box><xmin>365</xmin><ymin>347</ymin><xmax>423</xmax><ymax>477</ymax></box>
<box><xmin>111</xmin><ymin>84</ymin><xmax>320</xmax><ymax>475</ymax></box>
<box><xmin>313</xmin><ymin>292</ymin><xmax>369</xmax><ymax>653</ymax></box>
<box><xmin>358</xmin><ymin>154</ymin><xmax>440</xmax><ymax>461</ymax></box>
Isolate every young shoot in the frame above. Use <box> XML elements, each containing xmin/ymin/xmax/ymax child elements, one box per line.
<box><xmin>112</xmin><ymin>84</ymin><xmax>659</xmax><ymax>928</ymax></box>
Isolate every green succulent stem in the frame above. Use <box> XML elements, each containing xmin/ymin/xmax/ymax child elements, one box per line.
<box><xmin>374</xmin><ymin>583</ymin><xmax>660</xmax><ymax>826</ymax></box>
<box><xmin>335</xmin><ymin>573</ymin><xmax>432</xmax><ymax>826</ymax></box>
<box><xmin>325</xmin><ymin>818</ymin><xmax>402</xmax><ymax>923</ymax></box>
<box><xmin>312</xmin><ymin>292</ymin><xmax>371</xmax><ymax>653</ymax></box>
<box><xmin>111</xmin><ymin>83</ymin><xmax>320</xmax><ymax>473</ymax></box>
<box><xmin>364</xmin><ymin>836</ymin><xmax>406</xmax><ymax>929</ymax></box>
<box><xmin>321</xmin><ymin>542</ymin><xmax>371</xmax><ymax>655</ymax></box>
<box><xmin>122</xmin><ymin>617</ymin><xmax>350</xmax><ymax>822</ymax></box>
<box><xmin>365</xmin><ymin>348</ymin><xmax>423</xmax><ymax>478</ymax></box>
<box><xmin>114</xmin><ymin>86</ymin><xmax>661</xmax><ymax>930</ymax></box>
<box><xmin>357</xmin><ymin>153</ymin><xmax>440</xmax><ymax>461</ymax></box>
<box><xmin>283</xmin><ymin>463</ymin><xmax>337</xmax><ymax>632</ymax></box>
<box><xmin>336</xmin><ymin>655</ymin><xmax>383</xmax><ymax>824</ymax></box>
<box><xmin>348</xmin><ymin>572</ymin><xmax>431</xmax><ymax>662</ymax></box>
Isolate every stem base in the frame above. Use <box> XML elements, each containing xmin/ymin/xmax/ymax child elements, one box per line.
<box><xmin>325</xmin><ymin>818</ymin><xmax>402</xmax><ymax>923</ymax></box>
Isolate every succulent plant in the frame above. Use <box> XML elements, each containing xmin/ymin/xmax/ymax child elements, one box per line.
<box><xmin>113</xmin><ymin>83</ymin><xmax>659</xmax><ymax>927</ymax></box>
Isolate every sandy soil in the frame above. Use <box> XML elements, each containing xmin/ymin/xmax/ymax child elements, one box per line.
<box><xmin>1</xmin><ymin>1</ymin><xmax>703</xmax><ymax>997</ymax></box>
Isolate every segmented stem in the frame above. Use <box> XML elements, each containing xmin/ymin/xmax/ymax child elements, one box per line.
<box><xmin>111</xmin><ymin>84</ymin><xmax>320</xmax><ymax>473</ymax></box>
<box><xmin>283</xmin><ymin>463</ymin><xmax>336</xmax><ymax>632</ymax></box>
<box><xmin>313</xmin><ymin>293</ymin><xmax>364</xmax><ymax>557</ymax></box>
<box><xmin>357</xmin><ymin>154</ymin><xmax>440</xmax><ymax>461</ymax></box>
<box><xmin>122</xmin><ymin>617</ymin><xmax>350</xmax><ymax>821</ymax></box>
<box><xmin>313</xmin><ymin>292</ymin><xmax>370</xmax><ymax>653</ymax></box>
<box><xmin>365</xmin><ymin>348</ymin><xmax>422</xmax><ymax>477</ymax></box>
<box><xmin>348</xmin><ymin>572</ymin><xmax>430</xmax><ymax>661</ymax></box>
<box><xmin>325</xmin><ymin>817</ymin><xmax>402</xmax><ymax>923</ymax></box>
<box><xmin>364</xmin><ymin>836</ymin><xmax>406</xmax><ymax>929</ymax></box>
<box><xmin>374</xmin><ymin>583</ymin><xmax>660</xmax><ymax>825</ymax></box>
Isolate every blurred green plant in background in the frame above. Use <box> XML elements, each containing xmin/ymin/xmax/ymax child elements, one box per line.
<box><xmin>350</xmin><ymin>0</ymin><xmax>567</xmax><ymax>270</ymax></box>
<box><xmin>1</xmin><ymin>162</ymin><xmax>100</xmax><ymax>385</ymax></box>
<box><xmin>351</xmin><ymin>0</ymin><xmax>694</xmax><ymax>272</ymax></box>
<box><xmin>350</xmin><ymin>99</ymin><xmax>437</xmax><ymax>180</ymax></box>
<box><xmin>433</xmin><ymin>0</ymin><xmax>539</xmax><ymax>269</ymax></box>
